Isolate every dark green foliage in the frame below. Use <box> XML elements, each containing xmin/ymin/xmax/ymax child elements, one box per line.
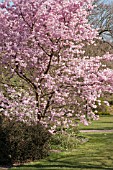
<box><xmin>97</xmin><ymin>103</ymin><xmax>111</xmax><ymax>115</ymax></box>
<box><xmin>97</xmin><ymin>111</ymin><xmax>110</xmax><ymax>115</ymax></box>
<box><xmin>0</xmin><ymin>116</ymin><xmax>12</xmax><ymax>166</ymax></box>
<box><xmin>0</xmin><ymin>115</ymin><xmax>51</xmax><ymax>165</ymax></box>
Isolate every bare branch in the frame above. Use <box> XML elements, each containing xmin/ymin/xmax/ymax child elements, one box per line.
<box><xmin>42</xmin><ymin>91</ymin><xmax>54</xmax><ymax>118</ymax></box>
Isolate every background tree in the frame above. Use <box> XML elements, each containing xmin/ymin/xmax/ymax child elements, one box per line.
<box><xmin>88</xmin><ymin>0</ymin><xmax>113</xmax><ymax>115</ymax></box>
<box><xmin>89</xmin><ymin>0</ymin><xmax>113</xmax><ymax>42</ymax></box>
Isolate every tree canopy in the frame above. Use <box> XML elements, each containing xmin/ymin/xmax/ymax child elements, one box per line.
<box><xmin>0</xmin><ymin>0</ymin><xmax>113</xmax><ymax>132</ymax></box>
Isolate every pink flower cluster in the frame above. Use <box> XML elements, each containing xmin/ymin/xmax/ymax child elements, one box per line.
<box><xmin>0</xmin><ymin>0</ymin><xmax>113</xmax><ymax>132</ymax></box>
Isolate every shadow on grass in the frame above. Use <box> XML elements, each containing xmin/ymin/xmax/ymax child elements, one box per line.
<box><xmin>14</xmin><ymin>164</ymin><xmax>113</xmax><ymax>170</ymax></box>
<box><xmin>80</xmin><ymin>127</ymin><xmax>113</xmax><ymax>130</ymax></box>
<box><xmin>100</xmin><ymin>122</ymin><xmax>113</xmax><ymax>123</ymax></box>
<box><xmin>14</xmin><ymin>154</ymin><xmax>113</xmax><ymax>170</ymax></box>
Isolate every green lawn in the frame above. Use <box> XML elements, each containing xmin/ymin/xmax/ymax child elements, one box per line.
<box><xmin>10</xmin><ymin>116</ymin><xmax>113</xmax><ymax>170</ymax></box>
<box><xmin>78</xmin><ymin>115</ymin><xmax>113</xmax><ymax>130</ymax></box>
<box><xmin>10</xmin><ymin>133</ymin><xmax>113</xmax><ymax>170</ymax></box>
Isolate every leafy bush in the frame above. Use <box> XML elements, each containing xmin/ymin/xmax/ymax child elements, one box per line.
<box><xmin>0</xmin><ymin>115</ymin><xmax>51</xmax><ymax>165</ymax></box>
<box><xmin>96</xmin><ymin>104</ymin><xmax>111</xmax><ymax>115</ymax></box>
<box><xmin>50</xmin><ymin>133</ymin><xmax>77</xmax><ymax>151</ymax></box>
<box><xmin>50</xmin><ymin>126</ymin><xmax>86</xmax><ymax>151</ymax></box>
<box><xmin>0</xmin><ymin>116</ymin><xmax>12</xmax><ymax>166</ymax></box>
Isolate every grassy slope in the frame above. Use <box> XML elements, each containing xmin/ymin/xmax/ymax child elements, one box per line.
<box><xmin>79</xmin><ymin>115</ymin><xmax>113</xmax><ymax>130</ymax></box>
<box><xmin>10</xmin><ymin>116</ymin><xmax>113</xmax><ymax>170</ymax></box>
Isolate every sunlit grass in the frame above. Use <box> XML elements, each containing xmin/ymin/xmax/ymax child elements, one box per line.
<box><xmin>79</xmin><ymin>115</ymin><xmax>113</xmax><ymax>130</ymax></box>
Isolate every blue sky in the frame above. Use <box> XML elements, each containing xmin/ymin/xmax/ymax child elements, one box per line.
<box><xmin>104</xmin><ymin>0</ymin><xmax>113</xmax><ymax>4</ymax></box>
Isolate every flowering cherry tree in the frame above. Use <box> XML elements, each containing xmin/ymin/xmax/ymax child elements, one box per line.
<box><xmin>0</xmin><ymin>0</ymin><xmax>113</xmax><ymax>132</ymax></box>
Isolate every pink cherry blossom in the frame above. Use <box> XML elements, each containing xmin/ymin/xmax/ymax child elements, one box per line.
<box><xmin>1</xmin><ymin>0</ymin><xmax>113</xmax><ymax>131</ymax></box>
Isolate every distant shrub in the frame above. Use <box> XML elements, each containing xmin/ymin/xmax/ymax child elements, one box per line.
<box><xmin>0</xmin><ymin>115</ymin><xmax>51</xmax><ymax>165</ymax></box>
<box><xmin>97</xmin><ymin>111</ymin><xmax>110</xmax><ymax>115</ymax></box>
<box><xmin>97</xmin><ymin>105</ymin><xmax>111</xmax><ymax>115</ymax></box>
<box><xmin>95</xmin><ymin>100</ymin><xmax>111</xmax><ymax>116</ymax></box>
<box><xmin>50</xmin><ymin>126</ymin><xmax>84</xmax><ymax>151</ymax></box>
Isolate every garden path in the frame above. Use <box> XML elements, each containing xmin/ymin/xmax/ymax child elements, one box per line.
<box><xmin>80</xmin><ymin>129</ymin><xmax>113</xmax><ymax>133</ymax></box>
